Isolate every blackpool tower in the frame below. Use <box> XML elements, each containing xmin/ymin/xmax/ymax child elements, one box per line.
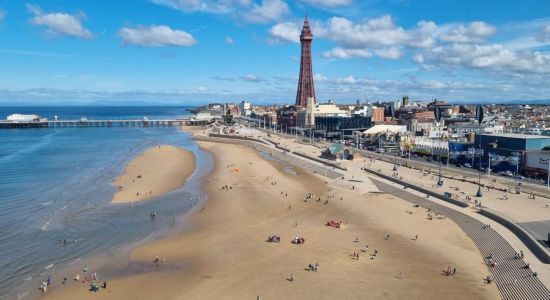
<box><xmin>295</xmin><ymin>16</ymin><xmax>316</xmax><ymax>108</ymax></box>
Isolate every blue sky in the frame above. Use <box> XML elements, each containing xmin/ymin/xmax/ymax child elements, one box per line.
<box><xmin>0</xmin><ymin>0</ymin><xmax>549</xmax><ymax>105</ymax></box>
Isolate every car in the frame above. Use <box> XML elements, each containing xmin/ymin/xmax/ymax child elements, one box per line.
<box><xmin>464</xmin><ymin>163</ymin><xmax>472</xmax><ymax>168</ymax></box>
<box><xmin>513</xmin><ymin>175</ymin><xmax>524</xmax><ymax>179</ymax></box>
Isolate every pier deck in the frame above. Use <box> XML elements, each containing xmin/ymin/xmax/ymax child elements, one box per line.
<box><xmin>0</xmin><ymin>118</ymin><xmax>210</xmax><ymax>129</ymax></box>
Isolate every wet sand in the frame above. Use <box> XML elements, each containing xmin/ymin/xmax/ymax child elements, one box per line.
<box><xmin>44</xmin><ymin>134</ymin><xmax>499</xmax><ymax>299</ymax></box>
<box><xmin>111</xmin><ymin>144</ymin><xmax>195</xmax><ymax>204</ymax></box>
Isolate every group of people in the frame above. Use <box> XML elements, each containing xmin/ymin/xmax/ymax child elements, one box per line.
<box><xmin>325</xmin><ymin>220</ymin><xmax>343</xmax><ymax>228</ymax></box>
<box><xmin>445</xmin><ymin>266</ymin><xmax>457</xmax><ymax>276</ymax></box>
<box><xmin>266</xmin><ymin>234</ymin><xmax>281</xmax><ymax>243</ymax></box>
<box><xmin>308</xmin><ymin>262</ymin><xmax>320</xmax><ymax>272</ymax></box>
<box><xmin>41</xmin><ymin>266</ymin><xmax>107</xmax><ymax>294</ymax></box>
<box><xmin>292</xmin><ymin>236</ymin><xmax>306</xmax><ymax>244</ymax></box>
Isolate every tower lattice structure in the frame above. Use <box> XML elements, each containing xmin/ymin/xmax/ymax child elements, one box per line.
<box><xmin>295</xmin><ymin>16</ymin><xmax>316</xmax><ymax>108</ymax></box>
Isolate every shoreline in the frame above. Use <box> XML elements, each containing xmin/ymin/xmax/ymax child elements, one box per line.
<box><xmin>44</xmin><ymin>127</ymin><xmax>499</xmax><ymax>299</ymax></box>
<box><xmin>111</xmin><ymin>144</ymin><xmax>196</xmax><ymax>204</ymax></box>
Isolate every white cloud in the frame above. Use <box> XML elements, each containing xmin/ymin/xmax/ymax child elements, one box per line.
<box><xmin>536</xmin><ymin>24</ymin><xmax>550</xmax><ymax>43</ymax></box>
<box><xmin>197</xmin><ymin>86</ymin><xmax>208</xmax><ymax>92</ymax></box>
<box><xmin>313</xmin><ymin>73</ymin><xmax>328</xmax><ymax>82</ymax></box>
<box><xmin>244</xmin><ymin>0</ymin><xmax>289</xmax><ymax>24</ymax></box>
<box><xmin>119</xmin><ymin>25</ymin><xmax>197</xmax><ymax>47</ymax></box>
<box><xmin>313</xmin><ymin>16</ymin><xmax>437</xmax><ymax>60</ymax></box>
<box><xmin>26</xmin><ymin>4</ymin><xmax>92</xmax><ymax>39</ymax></box>
<box><xmin>300</xmin><ymin>0</ymin><xmax>352</xmax><ymax>7</ymax></box>
<box><xmin>374</xmin><ymin>47</ymin><xmax>402</xmax><ymax>59</ymax></box>
<box><xmin>416</xmin><ymin>43</ymin><xmax>550</xmax><ymax>74</ymax></box>
<box><xmin>269</xmin><ymin>22</ymin><xmax>300</xmax><ymax>43</ymax></box>
<box><xmin>241</xmin><ymin>74</ymin><xmax>265</xmax><ymax>82</ymax></box>
<box><xmin>439</xmin><ymin>21</ymin><xmax>496</xmax><ymax>43</ymax></box>
<box><xmin>225</xmin><ymin>36</ymin><xmax>234</xmax><ymax>45</ymax></box>
<box><xmin>323</xmin><ymin>47</ymin><xmax>372</xmax><ymax>59</ymax></box>
<box><xmin>150</xmin><ymin>0</ymin><xmax>251</xmax><ymax>14</ymax></box>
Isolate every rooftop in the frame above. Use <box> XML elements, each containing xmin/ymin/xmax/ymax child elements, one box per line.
<box><xmin>479</xmin><ymin>133</ymin><xmax>550</xmax><ymax>140</ymax></box>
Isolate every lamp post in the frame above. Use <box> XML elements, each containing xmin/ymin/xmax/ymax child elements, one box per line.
<box><xmin>475</xmin><ymin>105</ymin><xmax>484</xmax><ymax>198</ymax></box>
<box><xmin>393</xmin><ymin>148</ymin><xmax>398</xmax><ymax>172</ymax></box>
<box><xmin>434</xmin><ymin>106</ymin><xmax>444</xmax><ymax>187</ymax></box>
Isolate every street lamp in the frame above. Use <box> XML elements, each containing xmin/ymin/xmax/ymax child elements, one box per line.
<box><xmin>393</xmin><ymin>149</ymin><xmax>398</xmax><ymax>172</ymax></box>
<box><xmin>475</xmin><ymin>105</ymin><xmax>484</xmax><ymax>198</ymax></box>
<box><xmin>434</xmin><ymin>106</ymin><xmax>444</xmax><ymax>187</ymax></box>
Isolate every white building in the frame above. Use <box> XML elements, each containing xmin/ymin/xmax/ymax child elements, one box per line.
<box><xmin>314</xmin><ymin>103</ymin><xmax>348</xmax><ymax>117</ymax></box>
<box><xmin>6</xmin><ymin>114</ymin><xmax>45</xmax><ymax>122</ymax></box>
<box><xmin>195</xmin><ymin>111</ymin><xmax>214</xmax><ymax>121</ymax></box>
<box><xmin>239</xmin><ymin>101</ymin><xmax>251</xmax><ymax>117</ymax></box>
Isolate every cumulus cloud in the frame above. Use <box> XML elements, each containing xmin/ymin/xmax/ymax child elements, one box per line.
<box><xmin>269</xmin><ymin>22</ymin><xmax>300</xmax><ymax>43</ymax></box>
<box><xmin>119</xmin><ymin>25</ymin><xmax>197</xmax><ymax>47</ymax></box>
<box><xmin>536</xmin><ymin>24</ymin><xmax>550</xmax><ymax>43</ymax></box>
<box><xmin>150</xmin><ymin>0</ymin><xmax>251</xmax><ymax>14</ymax></box>
<box><xmin>314</xmin><ymin>73</ymin><xmax>328</xmax><ymax>82</ymax></box>
<box><xmin>241</xmin><ymin>74</ymin><xmax>265</xmax><ymax>82</ymax></box>
<box><xmin>300</xmin><ymin>0</ymin><xmax>352</xmax><ymax>7</ymax></box>
<box><xmin>323</xmin><ymin>47</ymin><xmax>372</xmax><ymax>59</ymax></box>
<box><xmin>244</xmin><ymin>0</ymin><xmax>289</xmax><ymax>23</ymax></box>
<box><xmin>439</xmin><ymin>21</ymin><xmax>496</xmax><ymax>43</ymax></box>
<box><xmin>313</xmin><ymin>16</ymin><xmax>436</xmax><ymax>59</ymax></box>
<box><xmin>415</xmin><ymin>43</ymin><xmax>550</xmax><ymax>74</ymax></box>
<box><xmin>225</xmin><ymin>36</ymin><xmax>234</xmax><ymax>45</ymax></box>
<box><xmin>26</xmin><ymin>4</ymin><xmax>92</xmax><ymax>39</ymax></box>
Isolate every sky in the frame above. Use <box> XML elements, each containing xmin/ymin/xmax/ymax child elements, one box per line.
<box><xmin>0</xmin><ymin>0</ymin><xmax>549</xmax><ymax>105</ymax></box>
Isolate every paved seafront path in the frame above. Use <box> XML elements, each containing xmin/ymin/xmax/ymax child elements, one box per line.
<box><xmin>371</xmin><ymin>178</ymin><xmax>550</xmax><ymax>300</ymax></box>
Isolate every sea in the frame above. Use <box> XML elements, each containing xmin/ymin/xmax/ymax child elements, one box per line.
<box><xmin>0</xmin><ymin>106</ymin><xmax>211</xmax><ymax>299</ymax></box>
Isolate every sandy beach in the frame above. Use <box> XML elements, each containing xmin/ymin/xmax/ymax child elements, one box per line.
<box><xmin>44</xmin><ymin>130</ymin><xmax>499</xmax><ymax>300</ymax></box>
<box><xmin>111</xmin><ymin>144</ymin><xmax>196</xmax><ymax>204</ymax></box>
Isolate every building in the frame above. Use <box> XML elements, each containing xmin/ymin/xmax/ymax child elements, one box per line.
<box><xmin>362</xmin><ymin>124</ymin><xmax>407</xmax><ymax>136</ymax></box>
<box><xmin>239</xmin><ymin>101</ymin><xmax>251</xmax><ymax>117</ymax></box>
<box><xmin>321</xmin><ymin>144</ymin><xmax>354</xmax><ymax>160</ymax></box>
<box><xmin>315</xmin><ymin>115</ymin><xmax>371</xmax><ymax>133</ymax></box>
<box><xmin>6</xmin><ymin>114</ymin><xmax>45</xmax><ymax>122</ymax></box>
<box><xmin>524</xmin><ymin>151</ymin><xmax>550</xmax><ymax>177</ymax></box>
<box><xmin>295</xmin><ymin>16</ymin><xmax>316</xmax><ymax>108</ymax></box>
<box><xmin>475</xmin><ymin>133</ymin><xmax>550</xmax><ymax>172</ymax></box>
<box><xmin>402</xmin><ymin>95</ymin><xmax>409</xmax><ymax>107</ymax></box>
<box><xmin>277</xmin><ymin>106</ymin><xmax>298</xmax><ymax>128</ymax></box>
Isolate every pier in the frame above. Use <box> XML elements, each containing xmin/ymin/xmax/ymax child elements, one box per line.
<box><xmin>0</xmin><ymin>118</ymin><xmax>212</xmax><ymax>129</ymax></box>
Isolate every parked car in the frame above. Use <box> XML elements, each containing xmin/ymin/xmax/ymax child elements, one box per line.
<box><xmin>513</xmin><ymin>175</ymin><xmax>524</xmax><ymax>179</ymax></box>
<box><xmin>464</xmin><ymin>163</ymin><xmax>472</xmax><ymax>168</ymax></box>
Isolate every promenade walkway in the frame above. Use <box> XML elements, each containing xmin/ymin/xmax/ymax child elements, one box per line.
<box><xmin>372</xmin><ymin>178</ymin><xmax>550</xmax><ymax>300</ymax></box>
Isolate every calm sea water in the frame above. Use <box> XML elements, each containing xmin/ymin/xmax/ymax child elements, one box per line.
<box><xmin>0</xmin><ymin>106</ymin><xmax>210</xmax><ymax>299</ymax></box>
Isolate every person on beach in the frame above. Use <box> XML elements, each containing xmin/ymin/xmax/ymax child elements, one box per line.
<box><xmin>289</xmin><ymin>274</ymin><xmax>294</xmax><ymax>281</ymax></box>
